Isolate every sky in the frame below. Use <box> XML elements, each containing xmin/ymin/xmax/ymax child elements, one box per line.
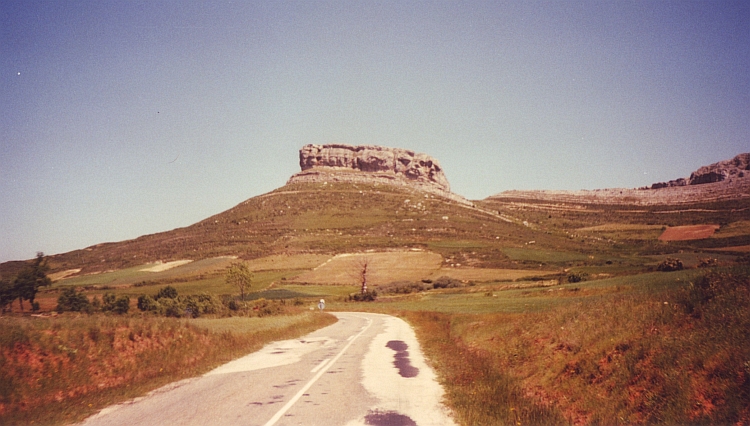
<box><xmin>1</xmin><ymin>1</ymin><xmax>748</xmax><ymax>263</ymax></box>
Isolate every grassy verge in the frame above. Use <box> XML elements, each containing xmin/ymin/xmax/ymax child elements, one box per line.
<box><xmin>364</xmin><ymin>267</ymin><xmax>750</xmax><ymax>425</ymax></box>
<box><xmin>0</xmin><ymin>311</ymin><xmax>336</xmax><ymax>425</ymax></box>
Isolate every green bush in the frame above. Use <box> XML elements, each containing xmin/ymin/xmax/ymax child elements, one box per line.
<box><xmin>102</xmin><ymin>292</ymin><xmax>130</xmax><ymax>314</ymax></box>
<box><xmin>380</xmin><ymin>281</ymin><xmax>427</xmax><ymax>294</ymax></box>
<box><xmin>432</xmin><ymin>276</ymin><xmax>462</xmax><ymax>289</ymax></box>
<box><xmin>56</xmin><ymin>288</ymin><xmax>92</xmax><ymax>313</ymax></box>
<box><xmin>348</xmin><ymin>290</ymin><xmax>378</xmax><ymax>302</ymax></box>
<box><xmin>156</xmin><ymin>286</ymin><xmax>178</xmax><ymax>300</ymax></box>
<box><xmin>137</xmin><ymin>294</ymin><xmax>158</xmax><ymax>312</ymax></box>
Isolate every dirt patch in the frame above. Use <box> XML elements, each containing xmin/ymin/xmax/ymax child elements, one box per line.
<box><xmin>658</xmin><ymin>225</ymin><xmax>719</xmax><ymax>241</ymax></box>
<box><xmin>139</xmin><ymin>260</ymin><xmax>193</xmax><ymax>273</ymax></box>
<box><xmin>48</xmin><ymin>269</ymin><xmax>82</xmax><ymax>281</ymax></box>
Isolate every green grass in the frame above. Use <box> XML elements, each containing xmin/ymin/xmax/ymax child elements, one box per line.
<box><xmin>502</xmin><ymin>247</ymin><xmax>591</xmax><ymax>264</ymax></box>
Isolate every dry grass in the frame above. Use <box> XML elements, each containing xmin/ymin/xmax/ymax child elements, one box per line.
<box><xmin>428</xmin><ymin>268</ymin><xmax>557</xmax><ymax>282</ymax></box>
<box><xmin>245</xmin><ymin>253</ymin><xmax>332</xmax><ymax>271</ymax></box>
<box><xmin>0</xmin><ymin>311</ymin><xmax>336</xmax><ymax>425</ymax></box>
<box><xmin>291</xmin><ymin>251</ymin><xmax>443</xmax><ymax>285</ymax></box>
<box><xmin>396</xmin><ymin>268</ymin><xmax>750</xmax><ymax>425</ymax></box>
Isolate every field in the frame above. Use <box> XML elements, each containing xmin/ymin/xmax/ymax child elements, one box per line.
<box><xmin>658</xmin><ymin>224</ymin><xmax>720</xmax><ymax>241</ymax></box>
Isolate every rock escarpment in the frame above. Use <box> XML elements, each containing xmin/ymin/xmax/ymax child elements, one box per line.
<box><xmin>650</xmin><ymin>153</ymin><xmax>750</xmax><ymax>188</ymax></box>
<box><xmin>288</xmin><ymin>144</ymin><xmax>469</xmax><ymax>204</ymax></box>
<box><xmin>489</xmin><ymin>152</ymin><xmax>750</xmax><ymax>206</ymax></box>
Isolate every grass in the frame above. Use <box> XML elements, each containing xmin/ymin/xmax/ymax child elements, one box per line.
<box><xmin>356</xmin><ymin>267</ymin><xmax>750</xmax><ymax>425</ymax></box>
<box><xmin>502</xmin><ymin>247</ymin><xmax>591</xmax><ymax>264</ymax></box>
<box><xmin>291</xmin><ymin>251</ymin><xmax>443</xmax><ymax>285</ymax></box>
<box><xmin>0</xmin><ymin>311</ymin><xmax>336</xmax><ymax>425</ymax></box>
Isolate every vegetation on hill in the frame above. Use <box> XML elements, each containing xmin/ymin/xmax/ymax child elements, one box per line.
<box><xmin>2</xmin><ymin>177</ymin><xmax>750</xmax><ymax>425</ymax></box>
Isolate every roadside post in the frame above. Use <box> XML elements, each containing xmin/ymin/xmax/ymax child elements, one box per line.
<box><xmin>318</xmin><ymin>299</ymin><xmax>325</xmax><ymax>312</ymax></box>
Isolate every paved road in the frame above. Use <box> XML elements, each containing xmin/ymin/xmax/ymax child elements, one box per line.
<box><xmin>80</xmin><ymin>312</ymin><xmax>455</xmax><ymax>426</ymax></box>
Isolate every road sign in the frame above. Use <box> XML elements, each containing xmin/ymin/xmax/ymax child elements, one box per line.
<box><xmin>318</xmin><ymin>299</ymin><xmax>325</xmax><ymax>312</ymax></box>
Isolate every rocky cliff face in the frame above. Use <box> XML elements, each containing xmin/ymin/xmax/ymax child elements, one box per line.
<box><xmin>489</xmin><ymin>152</ymin><xmax>750</xmax><ymax>206</ymax></box>
<box><xmin>651</xmin><ymin>153</ymin><xmax>750</xmax><ymax>188</ymax></box>
<box><xmin>288</xmin><ymin>144</ymin><xmax>469</xmax><ymax>203</ymax></box>
<box><xmin>296</xmin><ymin>144</ymin><xmax>450</xmax><ymax>190</ymax></box>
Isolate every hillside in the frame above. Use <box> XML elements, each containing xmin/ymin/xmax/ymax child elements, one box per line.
<box><xmin>2</xmin><ymin>149</ymin><xmax>749</xmax><ymax>280</ymax></box>
<box><xmin>3</xmin><ymin>147</ymin><xmax>750</xmax><ymax>425</ymax></box>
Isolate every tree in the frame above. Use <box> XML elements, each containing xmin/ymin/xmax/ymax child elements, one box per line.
<box><xmin>56</xmin><ymin>287</ymin><xmax>92</xmax><ymax>313</ymax></box>
<box><xmin>13</xmin><ymin>252</ymin><xmax>52</xmax><ymax>311</ymax></box>
<box><xmin>0</xmin><ymin>277</ymin><xmax>15</xmax><ymax>314</ymax></box>
<box><xmin>225</xmin><ymin>262</ymin><xmax>252</xmax><ymax>301</ymax></box>
<box><xmin>355</xmin><ymin>257</ymin><xmax>371</xmax><ymax>295</ymax></box>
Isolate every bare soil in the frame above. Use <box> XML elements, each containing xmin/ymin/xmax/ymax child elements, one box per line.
<box><xmin>658</xmin><ymin>225</ymin><xmax>720</xmax><ymax>241</ymax></box>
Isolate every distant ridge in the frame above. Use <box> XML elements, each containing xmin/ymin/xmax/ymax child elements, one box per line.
<box><xmin>488</xmin><ymin>153</ymin><xmax>750</xmax><ymax>205</ymax></box>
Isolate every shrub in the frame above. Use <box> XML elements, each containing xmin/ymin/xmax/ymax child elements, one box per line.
<box><xmin>567</xmin><ymin>273</ymin><xmax>587</xmax><ymax>283</ymax></box>
<box><xmin>657</xmin><ymin>257</ymin><xmax>684</xmax><ymax>272</ymax></box>
<box><xmin>432</xmin><ymin>276</ymin><xmax>462</xmax><ymax>289</ymax></box>
<box><xmin>102</xmin><ymin>293</ymin><xmax>130</xmax><ymax>314</ymax></box>
<box><xmin>56</xmin><ymin>288</ymin><xmax>92</xmax><ymax>313</ymax></box>
<box><xmin>137</xmin><ymin>294</ymin><xmax>158</xmax><ymax>312</ymax></box>
<box><xmin>380</xmin><ymin>281</ymin><xmax>426</xmax><ymax>294</ymax></box>
<box><xmin>156</xmin><ymin>286</ymin><xmax>178</xmax><ymax>300</ymax></box>
<box><xmin>182</xmin><ymin>293</ymin><xmax>223</xmax><ymax>318</ymax></box>
<box><xmin>348</xmin><ymin>290</ymin><xmax>378</xmax><ymax>302</ymax></box>
<box><xmin>158</xmin><ymin>297</ymin><xmax>184</xmax><ymax>318</ymax></box>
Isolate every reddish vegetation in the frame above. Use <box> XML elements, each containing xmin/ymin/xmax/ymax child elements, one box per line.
<box><xmin>658</xmin><ymin>224</ymin><xmax>719</xmax><ymax>241</ymax></box>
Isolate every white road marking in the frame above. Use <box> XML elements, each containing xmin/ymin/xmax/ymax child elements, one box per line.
<box><xmin>310</xmin><ymin>358</ymin><xmax>330</xmax><ymax>373</ymax></box>
<box><xmin>263</xmin><ymin>316</ymin><xmax>373</xmax><ymax>426</ymax></box>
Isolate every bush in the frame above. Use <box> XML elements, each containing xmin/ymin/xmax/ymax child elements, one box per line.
<box><xmin>156</xmin><ymin>286</ymin><xmax>178</xmax><ymax>300</ymax></box>
<box><xmin>380</xmin><ymin>281</ymin><xmax>426</xmax><ymax>294</ymax></box>
<box><xmin>657</xmin><ymin>258</ymin><xmax>684</xmax><ymax>272</ymax></box>
<box><xmin>432</xmin><ymin>276</ymin><xmax>462</xmax><ymax>289</ymax></box>
<box><xmin>137</xmin><ymin>294</ymin><xmax>159</xmax><ymax>312</ymax></box>
<box><xmin>102</xmin><ymin>292</ymin><xmax>130</xmax><ymax>314</ymax></box>
<box><xmin>182</xmin><ymin>293</ymin><xmax>223</xmax><ymax>318</ymax></box>
<box><xmin>56</xmin><ymin>288</ymin><xmax>92</xmax><ymax>313</ymax></box>
<box><xmin>567</xmin><ymin>273</ymin><xmax>587</xmax><ymax>283</ymax></box>
<box><xmin>348</xmin><ymin>290</ymin><xmax>378</xmax><ymax>302</ymax></box>
<box><xmin>158</xmin><ymin>297</ymin><xmax>184</xmax><ymax>318</ymax></box>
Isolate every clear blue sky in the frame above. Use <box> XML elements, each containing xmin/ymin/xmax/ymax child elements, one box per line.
<box><xmin>1</xmin><ymin>1</ymin><xmax>748</xmax><ymax>262</ymax></box>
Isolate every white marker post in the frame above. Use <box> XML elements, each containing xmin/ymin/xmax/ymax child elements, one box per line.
<box><xmin>317</xmin><ymin>299</ymin><xmax>325</xmax><ymax>312</ymax></box>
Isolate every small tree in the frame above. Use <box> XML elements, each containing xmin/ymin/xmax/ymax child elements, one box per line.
<box><xmin>225</xmin><ymin>262</ymin><xmax>252</xmax><ymax>301</ymax></box>
<box><xmin>355</xmin><ymin>257</ymin><xmax>371</xmax><ymax>295</ymax></box>
<box><xmin>56</xmin><ymin>287</ymin><xmax>92</xmax><ymax>313</ymax></box>
<box><xmin>13</xmin><ymin>252</ymin><xmax>52</xmax><ymax>311</ymax></box>
<box><xmin>0</xmin><ymin>277</ymin><xmax>15</xmax><ymax>314</ymax></box>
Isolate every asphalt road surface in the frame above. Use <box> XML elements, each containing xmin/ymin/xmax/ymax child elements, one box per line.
<box><xmin>80</xmin><ymin>312</ymin><xmax>456</xmax><ymax>426</ymax></box>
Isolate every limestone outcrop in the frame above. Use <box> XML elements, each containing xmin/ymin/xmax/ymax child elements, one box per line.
<box><xmin>651</xmin><ymin>153</ymin><xmax>750</xmax><ymax>189</ymax></box>
<box><xmin>288</xmin><ymin>144</ymin><xmax>469</xmax><ymax>204</ymax></box>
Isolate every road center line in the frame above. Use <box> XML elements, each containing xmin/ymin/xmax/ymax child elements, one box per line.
<box><xmin>263</xmin><ymin>316</ymin><xmax>373</xmax><ymax>426</ymax></box>
<box><xmin>310</xmin><ymin>358</ymin><xmax>330</xmax><ymax>373</ymax></box>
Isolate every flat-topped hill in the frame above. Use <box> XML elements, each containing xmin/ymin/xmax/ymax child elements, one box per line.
<box><xmin>288</xmin><ymin>144</ymin><xmax>470</xmax><ymax>204</ymax></box>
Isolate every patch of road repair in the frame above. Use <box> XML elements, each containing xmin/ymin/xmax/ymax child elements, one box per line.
<box><xmin>365</xmin><ymin>409</ymin><xmax>417</xmax><ymax>426</ymax></box>
<box><xmin>353</xmin><ymin>314</ymin><xmax>456</xmax><ymax>425</ymax></box>
<box><xmin>206</xmin><ymin>337</ymin><xmax>333</xmax><ymax>375</ymax></box>
<box><xmin>385</xmin><ymin>340</ymin><xmax>419</xmax><ymax>378</ymax></box>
